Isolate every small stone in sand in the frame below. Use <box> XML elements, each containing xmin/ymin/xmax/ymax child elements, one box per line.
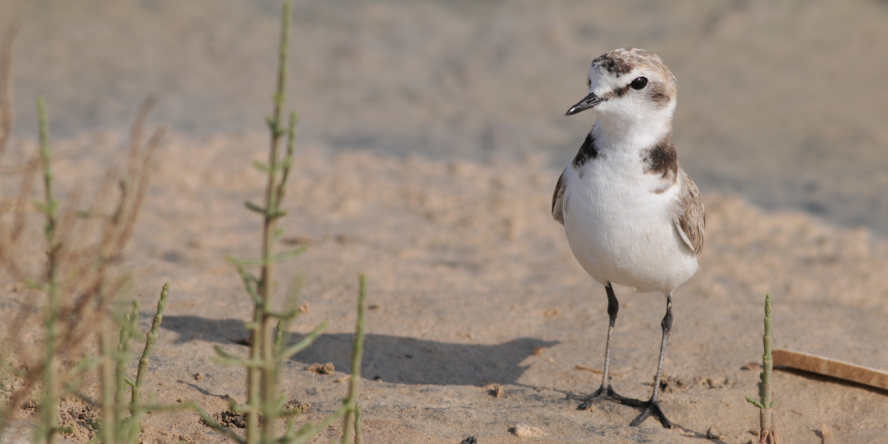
<box><xmin>193</xmin><ymin>372</ymin><xmax>204</xmax><ymax>381</ymax></box>
<box><xmin>209</xmin><ymin>410</ymin><xmax>246</xmax><ymax>429</ymax></box>
<box><xmin>483</xmin><ymin>383</ymin><xmax>504</xmax><ymax>397</ymax></box>
<box><xmin>741</xmin><ymin>362</ymin><xmax>762</xmax><ymax>371</ymax></box>
<box><xmin>283</xmin><ymin>400</ymin><xmax>311</xmax><ymax>414</ymax></box>
<box><xmin>513</xmin><ymin>423</ymin><xmax>545</xmax><ymax>437</ymax></box>
<box><xmin>707</xmin><ymin>426</ymin><xmax>726</xmax><ymax>439</ymax></box>
<box><xmin>533</xmin><ymin>346</ymin><xmax>547</xmax><ymax>355</ymax></box>
<box><xmin>821</xmin><ymin>424</ymin><xmax>836</xmax><ymax>444</ymax></box>
<box><xmin>306</xmin><ymin>362</ymin><xmax>335</xmax><ymax>374</ymax></box>
<box><xmin>459</xmin><ymin>438</ymin><xmax>477</xmax><ymax>444</ymax></box>
<box><xmin>695</xmin><ymin>376</ymin><xmax>727</xmax><ymax>389</ymax></box>
<box><xmin>659</xmin><ymin>375</ymin><xmax>691</xmax><ymax>393</ymax></box>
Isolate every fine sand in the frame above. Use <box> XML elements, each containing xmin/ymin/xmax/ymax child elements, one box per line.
<box><xmin>2</xmin><ymin>132</ymin><xmax>888</xmax><ymax>443</ymax></box>
<box><xmin>2</xmin><ymin>0</ymin><xmax>888</xmax><ymax>443</ymax></box>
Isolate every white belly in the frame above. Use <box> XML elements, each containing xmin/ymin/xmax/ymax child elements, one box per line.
<box><xmin>561</xmin><ymin>160</ymin><xmax>698</xmax><ymax>293</ymax></box>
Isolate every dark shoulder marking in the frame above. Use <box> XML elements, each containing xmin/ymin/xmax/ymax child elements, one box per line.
<box><xmin>642</xmin><ymin>134</ymin><xmax>678</xmax><ymax>179</ymax></box>
<box><xmin>572</xmin><ymin>132</ymin><xmax>598</xmax><ymax>168</ymax></box>
<box><xmin>551</xmin><ymin>169</ymin><xmax>566</xmax><ymax>225</ymax></box>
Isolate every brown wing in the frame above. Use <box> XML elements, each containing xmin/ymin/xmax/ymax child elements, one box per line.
<box><xmin>551</xmin><ymin>169</ymin><xmax>566</xmax><ymax>225</ymax></box>
<box><xmin>673</xmin><ymin>169</ymin><xmax>704</xmax><ymax>256</ymax></box>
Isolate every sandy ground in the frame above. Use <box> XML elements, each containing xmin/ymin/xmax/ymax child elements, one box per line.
<box><xmin>2</xmin><ymin>133</ymin><xmax>888</xmax><ymax>443</ymax></box>
<box><xmin>1</xmin><ymin>0</ymin><xmax>888</xmax><ymax>443</ymax></box>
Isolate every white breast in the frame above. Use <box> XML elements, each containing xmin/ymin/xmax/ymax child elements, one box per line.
<box><xmin>561</xmin><ymin>151</ymin><xmax>698</xmax><ymax>293</ymax></box>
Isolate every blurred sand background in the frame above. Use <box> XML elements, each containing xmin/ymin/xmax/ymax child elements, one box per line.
<box><xmin>1</xmin><ymin>0</ymin><xmax>888</xmax><ymax>442</ymax></box>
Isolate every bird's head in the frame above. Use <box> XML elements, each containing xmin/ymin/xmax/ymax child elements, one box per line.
<box><xmin>566</xmin><ymin>48</ymin><xmax>677</xmax><ymax>134</ymax></box>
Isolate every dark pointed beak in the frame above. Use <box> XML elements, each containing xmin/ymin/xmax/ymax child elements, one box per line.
<box><xmin>565</xmin><ymin>92</ymin><xmax>603</xmax><ymax>116</ymax></box>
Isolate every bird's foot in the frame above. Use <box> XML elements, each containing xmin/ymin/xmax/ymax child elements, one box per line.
<box><xmin>629</xmin><ymin>397</ymin><xmax>672</xmax><ymax>428</ymax></box>
<box><xmin>568</xmin><ymin>385</ymin><xmax>644</xmax><ymax>410</ymax></box>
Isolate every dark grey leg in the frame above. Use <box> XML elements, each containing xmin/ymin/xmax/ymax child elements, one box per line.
<box><xmin>601</xmin><ymin>282</ymin><xmax>619</xmax><ymax>388</ymax></box>
<box><xmin>629</xmin><ymin>292</ymin><xmax>674</xmax><ymax>428</ymax></box>
<box><xmin>571</xmin><ymin>283</ymin><xmax>642</xmax><ymax>409</ymax></box>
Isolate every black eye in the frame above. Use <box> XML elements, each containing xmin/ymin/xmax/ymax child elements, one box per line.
<box><xmin>630</xmin><ymin>77</ymin><xmax>648</xmax><ymax>90</ymax></box>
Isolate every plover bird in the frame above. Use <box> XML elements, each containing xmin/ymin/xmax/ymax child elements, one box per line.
<box><xmin>552</xmin><ymin>48</ymin><xmax>704</xmax><ymax>428</ymax></box>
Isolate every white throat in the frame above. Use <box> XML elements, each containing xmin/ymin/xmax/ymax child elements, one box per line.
<box><xmin>591</xmin><ymin>106</ymin><xmax>674</xmax><ymax>153</ymax></box>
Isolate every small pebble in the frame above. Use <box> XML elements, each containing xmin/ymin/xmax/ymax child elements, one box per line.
<box><xmin>306</xmin><ymin>362</ymin><xmax>335</xmax><ymax>374</ymax></box>
<box><xmin>513</xmin><ymin>423</ymin><xmax>545</xmax><ymax>437</ymax></box>
<box><xmin>707</xmin><ymin>426</ymin><xmax>726</xmax><ymax>439</ymax></box>
<box><xmin>821</xmin><ymin>424</ymin><xmax>837</xmax><ymax>444</ymax></box>
<box><xmin>483</xmin><ymin>383</ymin><xmax>503</xmax><ymax>397</ymax></box>
<box><xmin>741</xmin><ymin>362</ymin><xmax>762</xmax><ymax>371</ymax></box>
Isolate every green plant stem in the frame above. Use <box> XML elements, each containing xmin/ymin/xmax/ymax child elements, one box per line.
<box><xmin>341</xmin><ymin>275</ymin><xmax>367</xmax><ymax>444</ymax></box>
<box><xmin>353</xmin><ymin>404</ymin><xmax>363</xmax><ymax>444</ymax></box>
<box><xmin>114</xmin><ymin>301</ymin><xmax>139</xmax><ymax>442</ymax></box>
<box><xmin>746</xmin><ymin>294</ymin><xmax>776</xmax><ymax>443</ymax></box>
<box><xmin>760</xmin><ymin>294</ymin><xmax>774</xmax><ymax>440</ymax></box>
<box><xmin>131</xmin><ymin>283</ymin><xmax>169</xmax><ymax>411</ymax></box>
<box><xmin>279</xmin><ymin>111</ymin><xmax>297</xmax><ymax>198</ymax></box>
<box><xmin>273</xmin><ymin>319</ymin><xmax>285</xmax><ymax>358</ymax></box>
<box><xmin>100</xmin><ymin>331</ymin><xmax>117</xmax><ymax>444</ymax></box>
<box><xmin>37</xmin><ymin>98</ymin><xmax>60</xmax><ymax>444</ymax></box>
<box><xmin>252</xmin><ymin>4</ymin><xmax>292</xmax><ymax>442</ymax></box>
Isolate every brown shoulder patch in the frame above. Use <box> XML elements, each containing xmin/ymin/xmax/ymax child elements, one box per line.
<box><xmin>673</xmin><ymin>170</ymin><xmax>705</xmax><ymax>256</ymax></box>
<box><xmin>642</xmin><ymin>134</ymin><xmax>678</xmax><ymax>180</ymax></box>
<box><xmin>572</xmin><ymin>132</ymin><xmax>598</xmax><ymax>168</ymax></box>
<box><xmin>551</xmin><ymin>169</ymin><xmax>566</xmax><ymax>225</ymax></box>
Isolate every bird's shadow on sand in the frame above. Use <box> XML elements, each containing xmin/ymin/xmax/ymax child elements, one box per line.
<box><xmin>161</xmin><ymin>315</ymin><xmax>557</xmax><ymax>386</ymax></box>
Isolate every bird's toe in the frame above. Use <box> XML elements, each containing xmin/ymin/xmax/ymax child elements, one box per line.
<box><xmin>629</xmin><ymin>398</ymin><xmax>672</xmax><ymax>428</ymax></box>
